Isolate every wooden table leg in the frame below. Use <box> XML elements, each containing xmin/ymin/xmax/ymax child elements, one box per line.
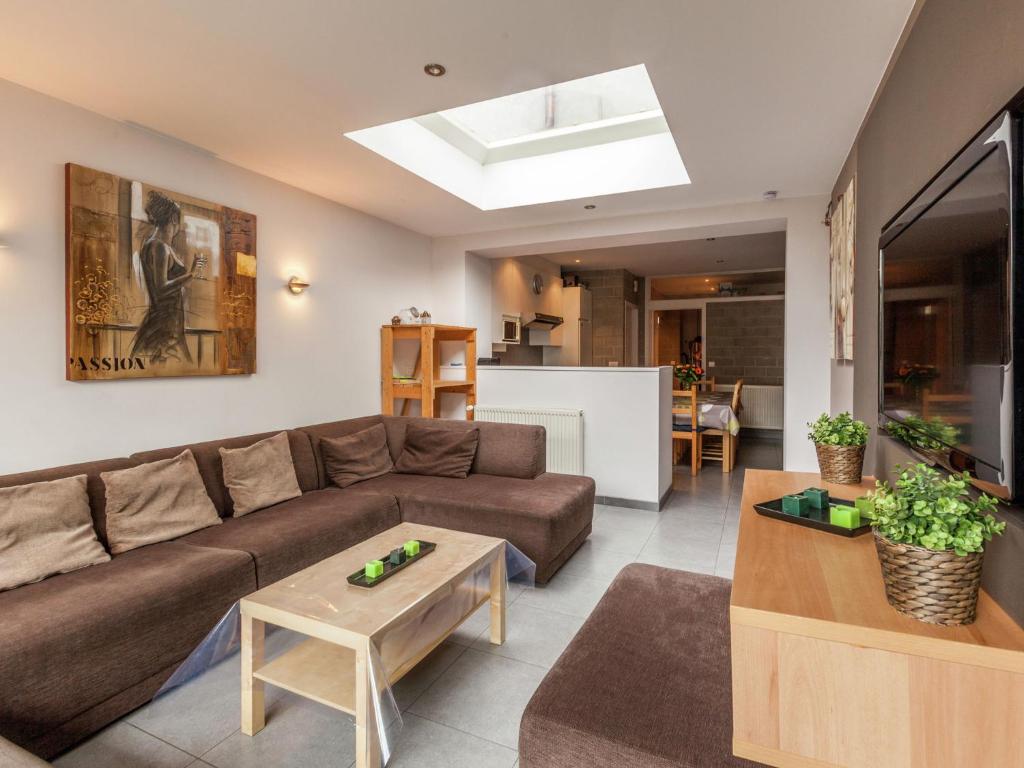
<box><xmin>722</xmin><ymin>432</ymin><xmax>733</xmax><ymax>473</ymax></box>
<box><xmin>355</xmin><ymin>642</ymin><xmax>381</xmax><ymax>768</ymax></box>
<box><xmin>241</xmin><ymin>611</ymin><xmax>265</xmax><ymax>736</ymax></box>
<box><xmin>490</xmin><ymin>547</ymin><xmax>507</xmax><ymax>646</ymax></box>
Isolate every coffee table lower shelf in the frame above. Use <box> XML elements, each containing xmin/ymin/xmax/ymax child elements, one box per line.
<box><xmin>253</xmin><ymin>638</ymin><xmax>358</xmax><ymax>715</ymax></box>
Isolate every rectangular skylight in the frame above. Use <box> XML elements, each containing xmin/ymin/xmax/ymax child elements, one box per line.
<box><xmin>345</xmin><ymin>64</ymin><xmax>689</xmax><ymax>210</ymax></box>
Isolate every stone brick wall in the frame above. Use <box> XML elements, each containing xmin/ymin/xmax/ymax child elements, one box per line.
<box><xmin>564</xmin><ymin>269</ymin><xmax>642</xmax><ymax>366</ymax></box>
<box><xmin>706</xmin><ymin>299</ymin><xmax>784</xmax><ymax>385</ymax></box>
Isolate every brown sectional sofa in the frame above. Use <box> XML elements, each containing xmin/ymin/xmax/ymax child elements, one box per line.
<box><xmin>519</xmin><ymin>564</ymin><xmax>756</xmax><ymax>768</ymax></box>
<box><xmin>0</xmin><ymin>415</ymin><xmax>594</xmax><ymax>759</ymax></box>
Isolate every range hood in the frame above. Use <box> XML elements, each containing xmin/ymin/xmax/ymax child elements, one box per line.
<box><xmin>524</xmin><ymin>312</ymin><xmax>563</xmax><ymax>329</ymax></box>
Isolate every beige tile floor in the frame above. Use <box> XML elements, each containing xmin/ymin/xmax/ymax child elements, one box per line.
<box><xmin>54</xmin><ymin>439</ymin><xmax>782</xmax><ymax>768</ymax></box>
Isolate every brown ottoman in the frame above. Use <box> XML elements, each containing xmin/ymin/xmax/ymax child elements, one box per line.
<box><xmin>519</xmin><ymin>564</ymin><xmax>760</xmax><ymax>768</ymax></box>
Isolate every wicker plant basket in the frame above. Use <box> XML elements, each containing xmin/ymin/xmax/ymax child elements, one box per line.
<box><xmin>814</xmin><ymin>443</ymin><xmax>865</xmax><ymax>484</ymax></box>
<box><xmin>873</xmin><ymin>532</ymin><xmax>984</xmax><ymax>626</ymax></box>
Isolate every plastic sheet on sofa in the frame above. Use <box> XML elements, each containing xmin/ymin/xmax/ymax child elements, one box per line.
<box><xmin>153</xmin><ymin>541</ymin><xmax>534</xmax><ymax>765</ymax></box>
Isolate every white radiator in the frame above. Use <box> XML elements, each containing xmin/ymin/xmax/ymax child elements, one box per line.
<box><xmin>474</xmin><ymin>406</ymin><xmax>584</xmax><ymax>474</ymax></box>
<box><xmin>719</xmin><ymin>384</ymin><xmax>784</xmax><ymax>430</ymax></box>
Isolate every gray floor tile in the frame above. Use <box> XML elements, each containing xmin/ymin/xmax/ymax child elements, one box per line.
<box><xmin>515</xmin><ymin>573</ymin><xmax>610</xmax><ymax>619</ymax></box>
<box><xmin>586</xmin><ymin>523</ymin><xmax>652</xmax><ymax>556</ymax></box>
<box><xmin>55</xmin><ymin>722</ymin><xmax>194</xmax><ymax>768</ymax></box>
<box><xmin>593</xmin><ymin>505</ymin><xmax>660</xmax><ymax>533</ymax></box>
<box><xmin>201</xmin><ymin>693</ymin><xmax>355</xmax><ymax>768</ymax></box>
<box><xmin>386</xmin><ymin>714</ymin><xmax>517</xmax><ymax>768</ymax></box>
<box><xmin>126</xmin><ymin>655</ymin><xmax>242</xmax><ymax>758</ymax></box>
<box><xmin>408</xmin><ymin>649</ymin><xmax>546</xmax><ymax>749</ymax></box>
<box><xmin>392</xmin><ymin>641</ymin><xmax>467</xmax><ymax>711</ymax></box>
<box><xmin>636</xmin><ymin>538</ymin><xmax>719</xmax><ymax>575</ymax></box>
<box><xmin>470</xmin><ymin>602</ymin><xmax>585</xmax><ymax>668</ymax></box>
<box><xmin>649</xmin><ymin>515</ymin><xmax>725</xmax><ymax>545</ymax></box>
<box><xmin>448</xmin><ymin>603</ymin><xmax>491</xmax><ymax>646</ymax></box>
<box><xmin>554</xmin><ymin>539</ymin><xmax>636</xmax><ymax>584</ymax></box>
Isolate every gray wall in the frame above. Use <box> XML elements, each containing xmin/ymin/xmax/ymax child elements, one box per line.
<box><xmin>834</xmin><ymin>0</ymin><xmax>1024</xmax><ymax>624</ymax></box>
<box><xmin>706</xmin><ymin>300</ymin><xmax>784</xmax><ymax>385</ymax></box>
<box><xmin>564</xmin><ymin>269</ymin><xmax>642</xmax><ymax>366</ymax></box>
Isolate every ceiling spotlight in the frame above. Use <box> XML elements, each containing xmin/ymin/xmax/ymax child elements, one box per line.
<box><xmin>716</xmin><ymin>259</ymin><xmax>725</xmax><ymax>264</ymax></box>
<box><xmin>584</xmin><ymin>204</ymin><xmax>596</xmax><ymax>210</ymax></box>
<box><xmin>423</xmin><ymin>63</ymin><xmax>446</xmax><ymax>77</ymax></box>
<box><xmin>574</xmin><ymin>259</ymin><xmax>582</xmax><ymax>263</ymax></box>
<box><xmin>706</xmin><ymin>237</ymin><xmax>716</xmax><ymax>242</ymax></box>
<box><xmin>763</xmin><ymin>190</ymin><xmax>778</xmax><ymax>200</ymax></box>
<box><xmin>704</xmin><ymin>278</ymin><xmax>710</xmax><ymax>283</ymax></box>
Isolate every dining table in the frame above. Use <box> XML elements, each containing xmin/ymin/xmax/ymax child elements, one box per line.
<box><xmin>672</xmin><ymin>389</ymin><xmax>742</xmax><ymax>471</ymax></box>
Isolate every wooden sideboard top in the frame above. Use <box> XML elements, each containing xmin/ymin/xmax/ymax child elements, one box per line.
<box><xmin>731</xmin><ymin>469</ymin><xmax>1024</xmax><ymax>672</ymax></box>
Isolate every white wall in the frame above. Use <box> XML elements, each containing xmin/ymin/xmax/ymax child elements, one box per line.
<box><xmin>432</xmin><ymin>196</ymin><xmax>831</xmax><ymax>471</ymax></box>
<box><xmin>0</xmin><ymin>80</ymin><xmax>432</xmax><ymax>473</ymax></box>
<box><xmin>478</xmin><ymin>366</ymin><xmax>673</xmax><ymax>505</ymax></box>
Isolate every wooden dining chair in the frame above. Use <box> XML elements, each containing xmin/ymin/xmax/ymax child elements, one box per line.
<box><xmin>698</xmin><ymin>375</ymin><xmax>716</xmax><ymax>392</ymax></box>
<box><xmin>672</xmin><ymin>384</ymin><xmax>703</xmax><ymax>476</ymax></box>
<box><xmin>701</xmin><ymin>378</ymin><xmax>743</xmax><ymax>471</ymax></box>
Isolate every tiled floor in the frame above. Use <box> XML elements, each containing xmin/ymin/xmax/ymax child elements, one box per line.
<box><xmin>54</xmin><ymin>438</ymin><xmax>783</xmax><ymax>768</ymax></box>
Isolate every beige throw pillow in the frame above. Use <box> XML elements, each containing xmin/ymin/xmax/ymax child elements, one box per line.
<box><xmin>0</xmin><ymin>475</ymin><xmax>110</xmax><ymax>592</ymax></box>
<box><xmin>220</xmin><ymin>432</ymin><xmax>302</xmax><ymax>516</ymax></box>
<box><xmin>103</xmin><ymin>450</ymin><xmax>221</xmax><ymax>554</ymax></box>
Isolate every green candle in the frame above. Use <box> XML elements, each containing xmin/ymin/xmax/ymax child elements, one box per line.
<box><xmin>803</xmin><ymin>487</ymin><xmax>830</xmax><ymax>509</ymax></box>
<box><xmin>404</xmin><ymin>540</ymin><xmax>421</xmax><ymax>557</ymax></box>
<box><xmin>855</xmin><ymin>496</ymin><xmax>875</xmax><ymax>520</ymax></box>
<box><xmin>365</xmin><ymin>560</ymin><xmax>384</xmax><ymax>579</ymax></box>
<box><xmin>829</xmin><ymin>505</ymin><xmax>861</xmax><ymax>529</ymax></box>
<box><xmin>782</xmin><ymin>494</ymin><xmax>810</xmax><ymax>516</ymax></box>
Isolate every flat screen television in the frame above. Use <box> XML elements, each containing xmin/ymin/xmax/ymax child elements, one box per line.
<box><xmin>879</xmin><ymin>104</ymin><xmax>1023</xmax><ymax>501</ymax></box>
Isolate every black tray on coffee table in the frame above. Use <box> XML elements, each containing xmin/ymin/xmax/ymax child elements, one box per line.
<box><xmin>753</xmin><ymin>498</ymin><xmax>871</xmax><ymax>538</ymax></box>
<box><xmin>346</xmin><ymin>540</ymin><xmax>437</xmax><ymax>588</ymax></box>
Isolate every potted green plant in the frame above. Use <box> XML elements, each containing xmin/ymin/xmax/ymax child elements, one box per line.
<box><xmin>869</xmin><ymin>464</ymin><xmax>1005</xmax><ymax>625</ymax></box>
<box><xmin>807</xmin><ymin>412</ymin><xmax>869</xmax><ymax>484</ymax></box>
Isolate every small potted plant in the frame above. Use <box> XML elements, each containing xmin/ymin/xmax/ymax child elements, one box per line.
<box><xmin>673</xmin><ymin>363</ymin><xmax>703</xmax><ymax>388</ymax></box>
<box><xmin>869</xmin><ymin>464</ymin><xmax>1005</xmax><ymax>625</ymax></box>
<box><xmin>807</xmin><ymin>412</ymin><xmax>869</xmax><ymax>484</ymax></box>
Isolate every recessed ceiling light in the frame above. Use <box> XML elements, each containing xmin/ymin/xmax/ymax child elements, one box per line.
<box><xmin>704</xmin><ymin>278</ymin><xmax>710</xmax><ymax>283</ymax></box>
<box><xmin>574</xmin><ymin>259</ymin><xmax>582</xmax><ymax>263</ymax></box>
<box><xmin>424</xmin><ymin>63</ymin><xmax>446</xmax><ymax>77</ymax></box>
<box><xmin>716</xmin><ymin>259</ymin><xmax>725</xmax><ymax>264</ymax></box>
<box><xmin>584</xmin><ymin>204</ymin><xmax>596</xmax><ymax>210</ymax></box>
<box><xmin>763</xmin><ymin>190</ymin><xmax>778</xmax><ymax>200</ymax></box>
<box><xmin>706</xmin><ymin>237</ymin><xmax>716</xmax><ymax>241</ymax></box>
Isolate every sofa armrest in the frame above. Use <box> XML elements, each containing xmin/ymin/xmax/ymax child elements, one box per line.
<box><xmin>383</xmin><ymin>417</ymin><xmax>546</xmax><ymax>479</ymax></box>
<box><xmin>0</xmin><ymin>737</ymin><xmax>50</xmax><ymax>767</ymax></box>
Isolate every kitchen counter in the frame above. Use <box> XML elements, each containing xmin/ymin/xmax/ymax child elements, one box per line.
<box><xmin>477</xmin><ymin>366</ymin><xmax>673</xmax><ymax>509</ymax></box>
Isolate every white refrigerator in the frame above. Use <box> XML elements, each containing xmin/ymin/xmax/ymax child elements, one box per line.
<box><xmin>561</xmin><ymin>286</ymin><xmax>593</xmax><ymax>366</ymax></box>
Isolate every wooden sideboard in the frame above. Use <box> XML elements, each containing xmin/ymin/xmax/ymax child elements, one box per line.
<box><xmin>731</xmin><ymin>470</ymin><xmax>1024</xmax><ymax>768</ymax></box>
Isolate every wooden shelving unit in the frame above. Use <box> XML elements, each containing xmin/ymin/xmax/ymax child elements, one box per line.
<box><xmin>381</xmin><ymin>324</ymin><xmax>476</xmax><ymax>419</ymax></box>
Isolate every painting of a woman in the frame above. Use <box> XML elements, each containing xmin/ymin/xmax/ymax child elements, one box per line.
<box><xmin>131</xmin><ymin>191</ymin><xmax>207</xmax><ymax>363</ymax></box>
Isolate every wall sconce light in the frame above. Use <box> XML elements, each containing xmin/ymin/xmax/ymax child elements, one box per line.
<box><xmin>286</xmin><ymin>276</ymin><xmax>310</xmax><ymax>295</ymax></box>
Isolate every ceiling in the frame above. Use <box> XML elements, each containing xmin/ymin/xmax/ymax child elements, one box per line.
<box><xmin>550</xmin><ymin>231</ymin><xmax>785</xmax><ymax>276</ymax></box>
<box><xmin>0</xmin><ymin>0</ymin><xmax>915</xmax><ymax>237</ymax></box>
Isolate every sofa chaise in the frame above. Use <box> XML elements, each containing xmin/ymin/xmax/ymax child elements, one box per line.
<box><xmin>0</xmin><ymin>415</ymin><xmax>594</xmax><ymax>759</ymax></box>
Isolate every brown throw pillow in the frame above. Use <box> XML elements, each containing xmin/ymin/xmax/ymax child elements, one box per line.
<box><xmin>0</xmin><ymin>475</ymin><xmax>110</xmax><ymax>591</ymax></box>
<box><xmin>102</xmin><ymin>450</ymin><xmax>221</xmax><ymax>555</ymax></box>
<box><xmin>394</xmin><ymin>423</ymin><xmax>479</xmax><ymax>478</ymax></box>
<box><xmin>321</xmin><ymin>424</ymin><xmax>394</xmax><ymax>488</ymax></box>
<box><xmin>220</xmin><ymin>432</ymin><xmax>302</xmax><ymax>516</ymax></box>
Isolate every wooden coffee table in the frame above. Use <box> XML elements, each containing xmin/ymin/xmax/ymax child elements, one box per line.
<box><xmin>240</xmin><ymin>522</ymin><xmax>508</xmax><ymax>768</ymax></box>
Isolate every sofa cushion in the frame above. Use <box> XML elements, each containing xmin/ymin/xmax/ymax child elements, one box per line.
<box><xmin>519</xmin><ymin>564</ymin><xmax>756</xmax><ymax>768</ymax></box>
<box><xmin>297</xmin><ymin>416</ymin><xmax>387</xmax><ymax>488</ymax></box>
<box><xmin>384</xmin><ymin>417</ymin><xmax>545</xmax><ymax>479</ymax></box>
<box><xmin>0</xmin><ymin>457</ymin><xmax>138</xmax><ymax>550</ymax></box>
<box><xmin>102</xmin><ymin>451</ymin><xmax>222</xmax><ymax>555</ymax></box>
<box><xmin>394</xmin><ymin>422</ymin><xmax>479</xmax><ymax>478</ymax></box>
<box><xmin>321</xmin><ymin>424</ymin><xmax>394</xmax><ymax>488</ymax></box>
<box><xmin>220</xmin><ymin>432</ymin><xmax>302</xmax><ymax>516</ymax></box>
<box><xmin>0</xmin><ymin>542</ymin><xmax>255</xmax><ymax>749</ymax></box>
<box><xmin>350</xmin><ymin>472</ymin><xmax>594</xmax><ymax>582</ymax></box>
<box><xmin>180</xmin><ymin>489</ymin><xmax>400</xmax><ymax>586</ymax></box>
<box><xmin>131</xmin><ymin>429</ymin><xmax>318</xmax><ymax>517</ymax></box>
<box><xmin>0</xmin><ymin>475</ymin><xmax>109</xmax><ymax>592</ymax></box>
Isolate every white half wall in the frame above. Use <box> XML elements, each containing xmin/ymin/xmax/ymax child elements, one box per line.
<box><xmin>0</xmin><ymin>79</ymin><xmax>433</xmax><ymax>473</ymax></box>
<box><xmin>478</xmin><ymin>366</ymin><xmax>673</xmax><ymax>506</ymax></box>
<box><xmin>432</xmin><ymin>195</ymin><xmax>831</xmax><ymax>471</ymax></box>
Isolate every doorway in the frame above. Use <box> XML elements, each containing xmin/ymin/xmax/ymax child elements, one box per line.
<box><xmin>653</xmin><ymin>308</ymin><xmax>702</xmax><ymax>367</ymax></box>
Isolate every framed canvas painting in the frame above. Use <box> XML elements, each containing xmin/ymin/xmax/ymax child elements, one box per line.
<box><xmin>829</xmin><ymin>176</ymin><xmax>855</xmax><ymax>361</ymax></box>
<box><xmin>65</xmin><ymin>163</ymin><xmax>257</xmax><ymax>381</ymax></box>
